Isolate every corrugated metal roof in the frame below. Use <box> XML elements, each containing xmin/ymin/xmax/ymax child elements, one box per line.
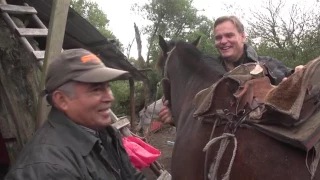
<box><xmin>23</xmin><ymin>0</ymin><xmax>147</xmax><ymax>81</ymax></box>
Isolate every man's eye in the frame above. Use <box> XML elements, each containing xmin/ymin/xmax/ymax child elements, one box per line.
<box><xmin>226</xmin><ymin>33</ymin><xmax>234</xmax><ymax>38</ymax></box>
<box><xmin>91</xmin><ymin>86</ymin><xmax>103</xmax><ymax>92</ymax></box>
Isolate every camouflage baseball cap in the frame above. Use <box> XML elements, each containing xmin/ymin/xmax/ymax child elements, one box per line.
<box><xmin>44</xmin><ymin>48</ymin><xmax>128</xmax><ymax>94</ymax></box>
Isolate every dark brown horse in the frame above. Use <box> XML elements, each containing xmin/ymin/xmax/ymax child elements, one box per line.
<box><xmin>157</xmin><ymin>35</ymin><xmax>320</xmax><ymax>180</ymax></box>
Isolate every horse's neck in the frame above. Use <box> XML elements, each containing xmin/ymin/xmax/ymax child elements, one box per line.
<box><xmin>169</xmin><ymin>70</ymin><xmax>214</xmax><ymax>120</ymax></box>
<box><xmin>167</xmin><ymin>48</ymin><xmax>225</xmax><ymax>124</ymax></box>
<box><xmin>170</xmin><ymin>55</ymin><xmax>220</xmax><ymax>101</ymax></box>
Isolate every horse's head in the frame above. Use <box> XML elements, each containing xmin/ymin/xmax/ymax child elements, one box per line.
<box><xmin>156</xmin><ymin>35</ymin><xmax>201</xmax><ymax>72</ymax></box>
<box><xmin>156</xmin><ymin>35</ymin><xmax>226</xmax><ymax>126</ymax></box>
<box><xmin>156</xmin><ymin>35</ymin><xmax>202</xmax><ymax>115</ymax></box>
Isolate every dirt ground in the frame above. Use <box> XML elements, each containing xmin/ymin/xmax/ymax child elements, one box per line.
<box><xmin>141</xmin><ymin>125</ymin><xmax>176</xmax><ymax>180</ymax></box>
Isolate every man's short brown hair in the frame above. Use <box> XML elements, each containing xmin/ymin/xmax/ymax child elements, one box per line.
<box><xmin>213</xmin><ymin>16</ymin><xmax>244</xmax><ymax>33</ymax></box>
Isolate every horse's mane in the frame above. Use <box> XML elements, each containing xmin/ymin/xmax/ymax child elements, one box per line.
<box><xmin>174</xmin><ymin>41</ymin><xmax>226</xmax><ymax>77</ymax></box>
<box><xmin>156</xmin><ymin>38</ymin><xmax>226</xmax><ymax>77</ymax></box>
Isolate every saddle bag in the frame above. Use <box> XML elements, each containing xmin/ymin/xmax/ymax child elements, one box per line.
<box><xmin>193</xmin><ymin>57</ymin><xmax>320</xmax><ymax>150</ymax></box>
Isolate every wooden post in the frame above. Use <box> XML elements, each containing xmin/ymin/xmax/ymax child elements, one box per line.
<box><xmin>129</xmin><ymin>78</ymin><xmax>136</xmax><ymax>133</ymax></box>
<box><xmin>35</xmin><ymin>0</ymin><xmax>71</xmax><ymax>129</ymax></box>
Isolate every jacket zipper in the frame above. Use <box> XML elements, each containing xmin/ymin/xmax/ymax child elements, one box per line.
<box><xmin>96</xmin><ymin>140</ymin><xmax>122</xmax><ymax>180</ymax></box>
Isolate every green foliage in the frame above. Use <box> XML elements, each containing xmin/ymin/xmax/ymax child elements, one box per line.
<box><xmin>71</xmin><ymin>0</ymin><xmax>123</xmax><ymax>49</ymax></box>
<box><xmin>244</xmin><ymin>0</ymin><xmax>320</xmax><ymax>67</ymax></box>
<box><xmin>132</xmin><ymin>0</ymin><xmax>214</xmax><ymax>63</ymax></box>
<box><xmin>133</xmin><ymin>81</ymin><xmax>149</xmax><ymax>111</ymax></box>
<box><xmin>109</xmin><ymin>80</ymin><xmax>161</xmax><ymax>116</ymax></box>
<box><xmin>110</xmin><ymin>81</ymin><xmax>130</xmax><ymax>116</ymax></box>
<box><xmin>185</xmin><ymin>16</ymin><xmax>218</xmax><ymax>56</ymax></box>
<box><xmin>130</xmin><ymin>0</ymin><xmax>217</xmax><ymax>110</ymax></box>
<box><xmin>142</xmin><ymin>0</ymin><xmax>198</xmax><ymax>37</ymax></box>
<box><xmin>71</xmin><ymin>0</ymin><xmax>130</xmax><ymax>113</ymax></box>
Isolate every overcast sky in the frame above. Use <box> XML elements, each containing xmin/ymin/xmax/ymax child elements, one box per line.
<box><xmin>90</xmin><ymin>0</ymin><xmax>316</xmax><ymax>59</ymax></box>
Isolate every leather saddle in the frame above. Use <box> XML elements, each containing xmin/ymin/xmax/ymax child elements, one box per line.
<box><xmin>193</xmin><ymin>57</ymin><xmax>320</xmax><ymax>127</ymax></box>
<box><xmin>193</xmin><ymin>63</ymin><xmax>272</xmax><ymax>121</ymax></box>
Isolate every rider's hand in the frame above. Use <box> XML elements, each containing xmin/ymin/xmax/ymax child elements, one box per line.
<box><xmin>158</xmin><ymin>100</ymin><xmax>173</xmax><ymax>124</ymax></box>
<box><xmin>282</xmin><ymin>65</ymin><xmax>305</xmax><ymax>82</ymax></box>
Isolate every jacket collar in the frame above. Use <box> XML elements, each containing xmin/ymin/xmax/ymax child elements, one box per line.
<box><xmin>219</xmin><ymin>44</ymin><xmax>259</xmax><ymax>69</ymax></box>
<box><xmin>245</xmin><ymin>44</ymin><xmax>258</xmax><ymax>62</ymax></box>
<box><xmin>48</xmin><ymin>107</ymin><xmax>99</xmax><ymax>156</ymax></box>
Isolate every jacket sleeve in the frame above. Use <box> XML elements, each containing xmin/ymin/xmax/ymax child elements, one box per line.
<box><xmin>258</xmin><ymin>56</ymin><xmax>293</xmax><ymax>85</ymax></box>
<box><xmin>5</xmin><ymin>163</ymin><xmax>81</xmax><ymax>180</ymax></box>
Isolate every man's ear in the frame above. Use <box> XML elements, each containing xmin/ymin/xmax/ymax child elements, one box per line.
<box><xmin>52</xmin><ymin>91</ymin><xmax>69</xmax><ymax>111</ymax></box>
<box><xmin>241</xmin><ymin>32</ymin><xmax>246</xmax><ymax>43</ymax></box>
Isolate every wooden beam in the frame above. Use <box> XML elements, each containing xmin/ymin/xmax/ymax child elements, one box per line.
<box><xmin>0</xmin><ymin>4</ymin><xmax>37</xmax><ymax>14</ymax></box>
<box><xmin>109</xmin><ymin>110</ymin><xmax>132</xmax><ymax>136</ymax></box>
<box><xmin>129</xmin><ymin>78</ymin><xmax>136</xmax><ymax>133</ymax></box>
<box><xmin>157</xmin><ymin>170</ymin><xmax>172</xmax><ymax>180</ymax></box>
<box><xmin>1</xmin><ymin>12</ymin><xmax>35</xmax><ymax>52</ymax></box>
<box><xmin>36</xmin><ymin>0</ymin><xmax>71</xmax><ymax>129</ymax></box>
<box><xmin>111</xmin><ymin>118</ymin><xmax>130</xmax><ymax>130</ymax></box>
<box><xmin>16</xmin><ymin>28</ymin><xmax>48</xmax><ymax>37</ymax></box>
<box><xmin>23</xmin><ymin>3</ymin><xmax>47</xmax><ymax>29</ymax></box>
<box><xmin>33</xmin><ymin>50</ymin><xmax>45</xmax><ymax>60</ymax></box>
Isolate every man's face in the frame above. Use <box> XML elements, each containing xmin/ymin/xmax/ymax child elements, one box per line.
<box><xmin>214</xmin><ymin>21</ymin><xmax>246</xmax><ymax>63</ymax></box>
<box><xmin>60</xmin><ymin>82</ymin><xmax>115</xmax><ymax>130</ymax></box>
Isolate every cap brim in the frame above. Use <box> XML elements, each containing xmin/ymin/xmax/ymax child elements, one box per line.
<box><xmin>73</xmin><ymin>67</ymin><xmax>129</xmax><ymax>83</ymax></box>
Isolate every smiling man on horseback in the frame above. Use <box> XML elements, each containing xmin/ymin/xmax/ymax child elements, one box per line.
<box><xmin>159</xmin><ymin>15</ymin><xmax>305</xmax><ymax>124</ymax></box>
<box><xmin>156</xmin><ymin>14</ymin><xmax>320</xmax><ymax>180</ymax></box>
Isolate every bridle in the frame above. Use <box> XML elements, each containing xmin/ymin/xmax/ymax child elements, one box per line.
<box><xmin>162</xmin><ymin>46</ymin><xmax>176</xmax><ymax>81</ymax></box>
<box><xmin>160</xmin><ymin>46</ymin><xmax>177</xmax><ymax>109</ymax></box>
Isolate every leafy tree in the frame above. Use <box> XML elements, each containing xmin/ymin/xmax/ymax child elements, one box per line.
<box><xmin>185</xmin><ymin>16</ymin><xmax>218</xmax><ymax>56</ymax></box>
<box><xmin>132</xmin><ymin>0</ymin><xmax>200</xmax><ymax>66</ymax></box>
<box><xmin>131</xmin><ymin>0</ymin><xmax>217</xmax><ymax>108</ymax></box>
<box><xmin>71</xmin><ymin>0</ymin><xmax>123</xmax><ymax>49</ymax></box>
<box><xmin>245</xmin><ymin>0</ymin><xmax>320</xmax><ymax>67</ymax></box>
<box><xmin>110</xmin><ymin>81</ymin><xmax>130</xmax><ymax>116</ymax></box>
<box><xmin>71</xmin><ymin>0</ymin><xmax>130</xmax><ymax>114</ymax></box>
<box><xmin>221</xmin><ymin>0</ymin><xmax>320</xmax><ymax>67</ymax></box>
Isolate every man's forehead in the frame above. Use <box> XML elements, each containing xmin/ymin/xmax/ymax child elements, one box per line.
<box><xmin>87</xmin><ymin>82</ymin><xmax>110</xmax><ymax>87</ymax></box>
<box><xmin>213</xmin><ymin>28</ymin><xmax>241</xmax><ymax>38</ymax></box>
<box><xmin>74</xmin><ymin>81</ymin><xmax>109</xmax><ymax>88</ymax></box>
<box><xmin>214</xmin><ymin>22</ymin><xmax>238</xmax><ymax>32</ymax></box>
<box><xmin>214</xmin><ymin>31</ymin><xmax>235</xmax><ymax>36</ymax></box>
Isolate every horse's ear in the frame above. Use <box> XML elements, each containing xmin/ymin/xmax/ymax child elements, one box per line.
<box><xmin>191</xmin><ymin>36</ymin><xmax>201</xmax><ymax>47</ymax></box>
<box><xmin>159</xmin><ymin>35</ymin><xmax>168</xmax><ymax>53</ymax></box>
